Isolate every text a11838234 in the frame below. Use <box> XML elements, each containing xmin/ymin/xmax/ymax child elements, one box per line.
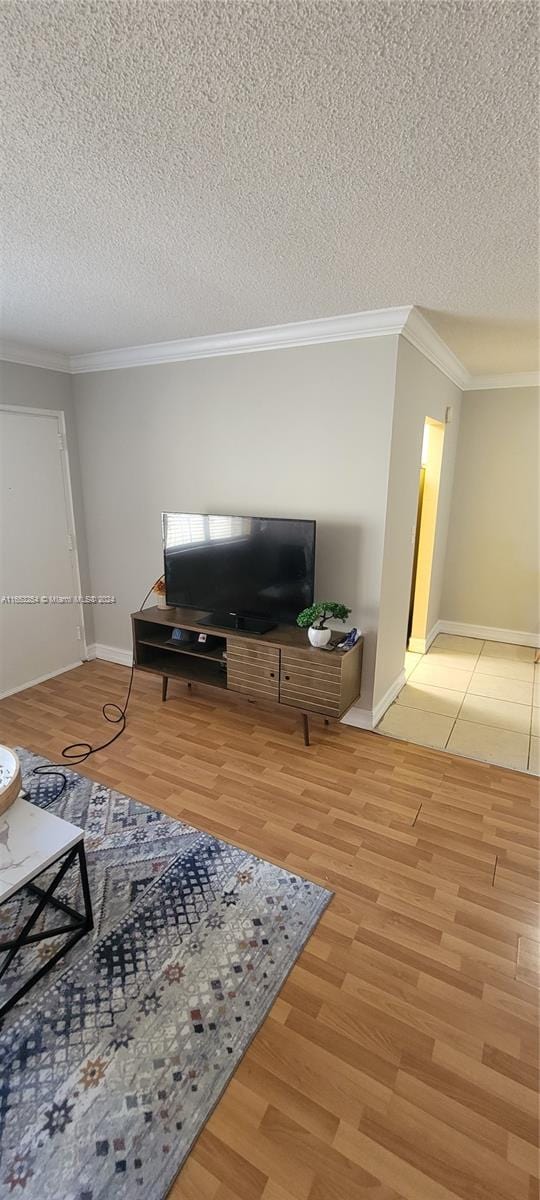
<box><xmin>0</xmin><ymin>595</ymin><xmax>116</xmax><ymax>605</ymax></box>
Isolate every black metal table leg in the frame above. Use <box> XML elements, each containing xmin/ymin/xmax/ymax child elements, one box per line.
<box><xmin>0</xmin><ymin>837</ymin><xmax>93</xmax><ymax>1020</ymax></box>
<box><xmin>76</xmin><ymin>840</ymin><xmax>94</xmax><ymax>933</ymax></box>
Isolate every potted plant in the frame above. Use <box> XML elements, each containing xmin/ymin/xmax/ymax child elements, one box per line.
<box><xmin>152</xmin><ymin>576</ymin><xmax>172</xmax><ymax>610</ymax></box>
<box><xmin>296</xmin><ymin>601</ymin><xmax>351</xmax><ymax>647</ymax></box>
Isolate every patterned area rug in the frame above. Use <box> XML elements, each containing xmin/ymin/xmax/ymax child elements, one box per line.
<box><xmin>0</xmin><ymin>749</ymin><xmax>331</xmax><ymax>1199</ymax></box>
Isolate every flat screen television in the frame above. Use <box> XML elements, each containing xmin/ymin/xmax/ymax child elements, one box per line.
<box><xmin>162</xmin><ymin>513</ymin><xmax>316</xmax><ymax>633</ymax></box>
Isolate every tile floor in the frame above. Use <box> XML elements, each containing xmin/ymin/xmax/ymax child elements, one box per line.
<box><xmin>377</xmin><ymin>634</ymin><xmax>539</xmax><ymax>775</ymax></box>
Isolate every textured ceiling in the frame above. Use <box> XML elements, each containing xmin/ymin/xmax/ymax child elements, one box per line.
<box><xmin>1</xmin><ymin>0</ymin><xmax>538</xmax><ymax>372</ymax></box>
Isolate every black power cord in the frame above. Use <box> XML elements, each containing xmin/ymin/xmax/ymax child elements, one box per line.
<box><xmin>26</xmin><ymin>582</ymin><xmax>156</xmax><ymax>805</ymax></box>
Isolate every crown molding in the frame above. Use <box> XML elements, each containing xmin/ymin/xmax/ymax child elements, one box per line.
<box><xmin>465</xmin><ymin>371</ymin><xmax>540</xmax><ymax>391</ymax></box>
<box><xmin>400</xmin><ymin>308</ymin><xmax>470</xmax><ymax>390</ymax></box>
<box><xmin>0</xmin><ymin>340</ymin><xmax>71</xmax><ymax>373</ymax></box>
<box><xmin>68</xmin><ymin>306</ymin><xmax>413</xmax><ymax>373</ymax></box>
<box><xmin>1</xmin><ymin>311</ymin><xmax>536</xmax><ymax>389</ymax></box>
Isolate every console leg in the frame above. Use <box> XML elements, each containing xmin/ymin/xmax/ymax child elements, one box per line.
<box><xmin>162</xmin><ymin>676</ymin><xmax>168</xmax><ymax>702</ymax></box>
<box><xmin>324</xmin><ymin>718</ymin><xmax>330</xmax><ymax>726</ymax></box>
<box><xmin>302</xmin><ymin>713</ymin><xmax>310</xmax><ymax>747</ymax></box>
<box><xmin>187</xmin><ymin>681</ymin><xmax>192</xmax><ymax>692</ymax></box>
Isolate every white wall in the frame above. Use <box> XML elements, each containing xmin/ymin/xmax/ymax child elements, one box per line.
<box><xmin>72</xmin><ymin>337</ymin><xmax>399</xmax><ymax>709</ymax></box>
<box><xmin>373</xmin><ymin>337</ymin><xmax>462</xmax><ymax>710</ymax></box>
<box><xmin>441</xmin><ymin>386</ymin><xmax>539</xmax><ymax>637</ymax></box>
<box><xmin>0</xmin><ymin>360</ymin><xmax>94</xmax><ymax>644</ymax></box>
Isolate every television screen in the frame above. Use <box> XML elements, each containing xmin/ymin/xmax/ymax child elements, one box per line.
<box><xmin>162</xmin><ymin>513</ymin><xmax>315</xmax><ymax>625</ymax></box>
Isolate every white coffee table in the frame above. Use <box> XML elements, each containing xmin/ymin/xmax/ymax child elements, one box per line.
<box><xmin>0</xmin><ymin>797</ymin><xmax>93</xmax><ymax>1017</ymax></box>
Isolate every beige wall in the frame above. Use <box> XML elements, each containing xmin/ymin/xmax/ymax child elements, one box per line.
<box><xmin>4</xmin><ymin>351</ymin><xmax>537</xmax><ymax>719</ymax></box>
<box><xmin>373</xmin><ymin>338</ymin><xmax>462</xmax><ymax>709</ymax></box>
<box><xmin>0</xmin><ymin>360</ymin><xmax>94</xmax><ymax>644</ymax></box>
<box><xmin>441</xmin><ymin>386</ymin><xmax>540</xmax><ymax>635</ymax></box>
<box><xmin>72</xmin><ymin>336</ymin><xmax>399</xmax><ymax>709</ymax></box>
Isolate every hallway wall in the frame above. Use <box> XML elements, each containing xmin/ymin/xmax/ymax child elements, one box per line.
<box><xmin>441</xmin><ymin>385</ymin><xmax>539</xmax><ymax>638</ymax></box>
<box><xmin>372</xmin><ymin>338</ymin><xmax>462</xmax><ymax>712</ymax></box>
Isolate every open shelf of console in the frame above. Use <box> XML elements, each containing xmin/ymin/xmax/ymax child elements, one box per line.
<box><xmin>136</xmin><ymin>628</ymin><xmax>226</xmax><ymax>663</ymax></box>
<box><xmin>136</xmin><ymin>648</ymin><xmax>227</xmax><ymax>690</ymax></box>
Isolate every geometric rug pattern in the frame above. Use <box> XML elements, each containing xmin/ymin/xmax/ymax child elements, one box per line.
<box><xmin>0</xmin><ymin>749</ymin><xmax>331</xmax><ymax>1199</ymax></box>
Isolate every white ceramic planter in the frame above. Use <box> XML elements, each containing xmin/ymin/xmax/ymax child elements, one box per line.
<box><xmin>308</xmin><ymin>626</ymin><xmax>331</xmax><ymax>648</ymax></box>
<box><xmin>155</xmin><ymin>592</ymin><xmax>172</xmax><ymax>610</ymax></box>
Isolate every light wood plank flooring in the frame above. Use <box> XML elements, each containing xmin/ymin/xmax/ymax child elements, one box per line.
<box><xmin>1</xmin><ymin>660</ymin><xmax>538</xmax><ymax>1200</ymax></box>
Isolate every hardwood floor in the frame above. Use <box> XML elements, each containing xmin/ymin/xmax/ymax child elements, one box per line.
<box><xmin>1</xmin><ymin>659</ymin><xmax>539</xmax><ymax>1200</ymax></box>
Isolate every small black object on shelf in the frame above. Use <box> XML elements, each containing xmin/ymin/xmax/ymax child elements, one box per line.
<box><xmin>167</xmin><ymin>628</ymin><xmax>223</xmax><ymax>652</ymax></box>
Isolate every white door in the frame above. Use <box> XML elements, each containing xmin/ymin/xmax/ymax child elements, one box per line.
<box><xmin>0</xmin><ymin>407</ymin><xmax>84</xmax><ymax>698</ymax></box>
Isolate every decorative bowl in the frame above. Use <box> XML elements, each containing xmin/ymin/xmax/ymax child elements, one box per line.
<box><xmin>0</xmin><ymin>746</ymin><xmax>21</xmax><ymax>816</ymax></box>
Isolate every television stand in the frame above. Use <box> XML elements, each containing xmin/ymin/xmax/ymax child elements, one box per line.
<box><xmin>197</xmin><ymin>611</ymin><xmax>277</xmax><ymax>635</ymax></box>
<box><xmin>131</xmin><ymin>606</ymin><xmax>362</xmax><ymax>745</ymax></box>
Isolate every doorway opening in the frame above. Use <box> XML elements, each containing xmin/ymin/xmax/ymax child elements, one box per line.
<box><xmin>407</xmin><ymin>417</ymin><xmax>445</xmax><ymax>654</ymax></box>
<box><xmin>0</xmin><ymin>406</ymin><xmax>85</xmax><ymax>698</ymax></box>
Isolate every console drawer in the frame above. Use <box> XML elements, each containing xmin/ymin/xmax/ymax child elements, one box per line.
<box><xmin>279</xmin><ymin>662</ymin><xmax>342</xmax><ymax>716</ymax></box>
<box><xmin>281</xmin><ymin>655</ymin><xmax>342</xmax><ymax>688</ymax></box>
<box><xmin>227</xmin><ymin>640</ymin><xmax>279</xmax><ymax>700</ymax></box>
<box><xmin>228</xmin><ymin>638</ymin><xmax>279</xmax><ymax>665</ymax></box>
<box><xmin>281</xmin><ymin>649</ymin><xmax>341</xmax><ymax>674</ymax></box>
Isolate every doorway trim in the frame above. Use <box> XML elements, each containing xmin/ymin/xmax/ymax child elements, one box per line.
<box><xmin>0</xmin><ymin>405</ymin><xmax>88</xmax><ymax>675</ymax></box>
<box><xmin>408</xmin><ymin>417</ymin><xmax>446</xmax><ymax>654</ymax></box>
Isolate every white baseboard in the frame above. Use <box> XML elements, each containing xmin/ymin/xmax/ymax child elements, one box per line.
<box><xmin>0</xmin><ymin>660</ymin><xmax>83</xmax><ymax>701</ymax></box>
<box><xmin>408</xmin><ymin>622</ymin><xmax>441</xmax><ymax>655</ymax></box>
<box><xmin>372</xmin><ymin>668</ymin><xmax>407</xmax><ymax>726</ymax></box>
<box><xmin>88</xmin><ymin>643</ymin><xmax>133</xmax><ymax>667</ymax></box>
<box><xmin>341</xmin><ymin>668</ymin><xmax>406</xmax><ymax>732</ymax></box>
<box><xmin>438</xmin><ymin>621</ymin><xmax>539</xmax><ymax>649</ymax></box>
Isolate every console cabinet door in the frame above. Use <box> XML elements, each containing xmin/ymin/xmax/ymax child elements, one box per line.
<box><xmin>227</xmin><ymin>639</ymin><xmax>280</xmax><ymax>700</ymax></box>
<box><xmin>279</xmin><ymin>651</ymin><xmax>342</xmax><ymax>717</ymax></box>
